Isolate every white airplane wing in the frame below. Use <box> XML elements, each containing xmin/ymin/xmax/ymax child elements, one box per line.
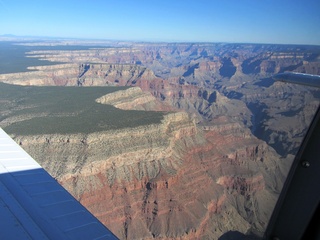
<box><xmin>0</xmin><ymin>128</ymin><xmax>118</xmax><ymax>240</ymax></box>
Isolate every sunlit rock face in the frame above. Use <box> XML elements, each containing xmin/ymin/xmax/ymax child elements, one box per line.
<box><xmin>95</xmin><ymin>87</ymin><xmax>175</xmax><ymax>112</ymax></box>
<box><xmin>1</xmin><ymin>42</ymin><xmax>319</xmax><ymax>239</ymax></box>
<box><xmin>13</xmin><ymin>112</ymin><xmax>286</xmax><ymax>239</ymax></box>
<box><xmin>0</xmin><ymin>63</ymin><xmax>155</xmax><ymax>86</ymax></box>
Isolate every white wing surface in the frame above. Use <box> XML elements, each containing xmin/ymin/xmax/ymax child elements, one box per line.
<box><xmin>0</xmin><ymin>128</ymin><xmax>118</xmax><ymax>240</ymax></box>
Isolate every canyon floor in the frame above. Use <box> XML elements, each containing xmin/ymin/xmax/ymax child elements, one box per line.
<box><xmin>0</xmin><ymin>39</ymin><xmax>319</xmax><ymax>239</ymax></box>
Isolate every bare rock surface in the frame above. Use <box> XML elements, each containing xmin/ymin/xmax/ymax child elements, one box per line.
<box><xmin>12</xmin><ymin>112</ymin><xmax>287</xmax><ymax>239</ymax></box>
<box><xmin>96</xmin><ymin>87</ymin><xmax>175</xmax><ymax>111</ymax></box>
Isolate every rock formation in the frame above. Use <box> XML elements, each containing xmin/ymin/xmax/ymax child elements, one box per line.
<box><xmin>1</xmin><ymin>40</ymin><xmax>319</xmax><ymax>239</ymax></box>
<box><xmin>11</xmin><ymin>111</ymin><xmax>287</xmax><ymax>239</ymax></box>
<box><xmin>95</xmin><ymin>87</ymin><xmax>175</xmax><ymax>111</ymax></box>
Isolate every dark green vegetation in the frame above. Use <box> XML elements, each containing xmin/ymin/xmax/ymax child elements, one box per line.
<box><xmin>0</xmin><ymin>41</ymin><xmax>107</xmax><ymax>74</ymax></box>
<box><xmin>0</xmin><ymin>83</ymin><xmax>165</xmax><ymax>135</ymax></box>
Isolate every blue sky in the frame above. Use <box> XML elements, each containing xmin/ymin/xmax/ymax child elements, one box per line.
<box><xmin>0</xmin><ymin>0</ymin><xmax>319</xmax><ymax>45</ymax></box>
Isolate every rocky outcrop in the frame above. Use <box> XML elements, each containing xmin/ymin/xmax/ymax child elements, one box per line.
<box><xmin>0</xmin><ymin>64</ymin><xmax>79</xmax><ymax>86</ymax></box>
<box><xmin>12</xmin><ymin>111</ymin><xmax>287</xmax><ymax>239</ymax></box>
<box><xmin>14</xmin><ymin>112</ymin><xmax>191</xmax><ymax>178</ymax></box>
<box><xmin>96</xmin><ymin>87</ymin><xmax>175</xmax><ymax>111</ymax></box>
<box><xmin>0</xmin><ymin>63</ymin><xmax>157</xmax><ymax>86</ymax></box>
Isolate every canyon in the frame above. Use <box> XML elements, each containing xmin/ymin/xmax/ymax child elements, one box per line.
<box><xmin>0</xmin><ymin>40</ymin><xmax>320</xmax><ymax>239</ymax></box>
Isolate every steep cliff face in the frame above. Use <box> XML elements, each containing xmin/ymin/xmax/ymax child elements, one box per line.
<box><xmin>0</xmin><ymin>64</ymin><xmax>79</xmax><ymax>86</ymax></box>
<box><xmin>0</xmin><ymin>63</ymin><xmax>156</xmax><ymax>86</ymax></box>
<box><xmin>13</xmin><ymin>112</ymin><xmax>286</xmax><ymax>239</ymax></box>
<box><xmin>80</xmin><ymin>63</ymin><xmax>156</xmax><ymax>86</ymax></box>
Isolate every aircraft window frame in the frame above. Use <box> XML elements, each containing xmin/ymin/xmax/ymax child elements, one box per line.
<box><xmin>264</xmin><ymin>76</ymin><xmax>320</xmax><ymax>240</ymax></box>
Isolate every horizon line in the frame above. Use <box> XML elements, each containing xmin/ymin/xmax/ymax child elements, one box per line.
<box><xmin>1</xmin><ymin>34</ymin><xmax>320</xmax><ymax>47</ymax></box>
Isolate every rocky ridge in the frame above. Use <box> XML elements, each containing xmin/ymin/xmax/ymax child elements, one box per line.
<box><xmin>96</xmin><ymin>87</ymin><xmax>175</xmax><ymax>111</ymax></box>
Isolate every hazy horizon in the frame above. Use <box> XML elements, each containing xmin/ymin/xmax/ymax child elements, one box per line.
<box><xmin>2</xmin><ymin>34</ymin><xmax>320</xmax><ymax>47</ymax></box>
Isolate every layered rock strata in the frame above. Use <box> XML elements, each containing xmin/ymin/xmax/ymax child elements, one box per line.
<box><xmin>1</xmin><ymin>41</ymin><xmax>317</xmax><ymax>239</ymax></box>
<box><xmin>96</xmin><ymin>87</ymin><xmax>175</xmax><ymax>111</ymax></box>
<box><xmin>12</xmin><ymin>112</ymin><xmax>287</xmax><ymax>239</ymax></box>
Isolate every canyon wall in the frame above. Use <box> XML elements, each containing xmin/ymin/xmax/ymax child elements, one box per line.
<box><xmin>1</xmin><ymin>41</ymin><xmax>319</xmax><ymax>239</ymax></box>
<box><xmin>12</xmin><ymin>111</ymin><xmax>287</xmax><ymax>239</ymax></box>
